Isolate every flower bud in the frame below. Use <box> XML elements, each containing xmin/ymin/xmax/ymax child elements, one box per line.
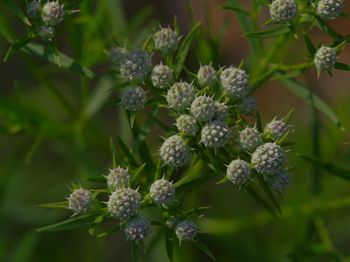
<box><xmin>41</xmin><ymin>1</ymin><xmax>65</xmax><ymax>26</ymax></box>
<box><xmin>270</xmin><ymin>0</ymin><xmax>298</xmax><ymax>23</ymax></box>
<box><xmin>160</xmin><ymin>135</ymin><xmax>191</xmax><ymax>167</ymax></box>
<box><xmin>121</xmin><ymin>86</ymin><xmax>147</xmax><ymax>112</ymax></box>
<box><xmin>68</xmin><ymin>188</ymin><xmax>92</xmax><ymax>214</ymax></box>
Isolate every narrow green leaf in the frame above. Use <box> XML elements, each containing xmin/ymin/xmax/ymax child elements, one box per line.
<box><xmin>278</xmin><ymin>77</ymin><xmax>342</xmax><ymax>128</ymax></box>
<box><xmin>221</xmin><ymin>5</ymin><xmax>250</xmax><ymax>16</ymax></box>
<box><xmin>244</xmin><ymin>26</ymin><xmax>289</xmax><ymax>38</ymax></box>
<box><xmin>132</xmin><ymin>163</ymin><xmax>147</xmax><ymax>183</ymax></box>
<box><xmin>256</xmin><ymin>173</ymin><xmax>282</xmax><ymax>215</ymax></box>
<box><xmin>301</xmin><ymin>155</ymin><xmax>350</xmax><ymax>181</ymax></box>
<box><xmin>255</xmin><ymin>111</ymin><xmax>263</xmax><ymax>132</ymax></box>
<box><xmin>334</xmin><ymin>62</ymin><xmax>350</xmax><ymax>71</ymax></box>
<box><xmin>21</xmin><ymin>43</ymin><xmax>96</xmax><ymax>79</ymax></box>
<box><xmin>303</xmin><ymin>32</ymin><xmax>316</xmax><ymax>57</ymax></box>
<box><xmin>38</xmin><ymin>201</ymin><xmax>68</xmax><ymax>209</ymax></box>
<box><xmin>174</xmin><ymin>23</ymin><xmax>201</xmax><ymax>78</ymax></box>
<box><xmin>37</xmin><ymin>213</ymin><xmax>100</xmax><ymax>232</ymax></box>
<box><xmin>2</xmin><ymin>0</ymin><xmax>31</xmax><ymax>26</ymax></box>
<box><xmin>85</xmin><ymin>176</ymin><xmax>106</xmax><ymax>183</ymax></box>
<box><xmin>314</xmin><ymin>15</ymin><xmax>341</xmax><ymax>40</ymax></box>
<box><xmin>3</xmin><ymin>34</ymin><xmax>33</xmax><ymax>62</ymax></box>
<box><xmin>245</xmin><ymin>184</ymin><xmax>277</xmax><ymax>217</ymax></box>
<box><xmin>131</xmin><ymin>242</ymin><xmax>138</xmax><ymax>262</ymax></box>
<box><xmin>116</xmin><ymin>136</ymin><xmax>139</xmax><ymax>167</ymax></box>
<box><xmin>165</xmin><ymin>229</ymin><xmax>174</xmax><ymax>261</ymax></box>
<box><xmin>154</xmin><ymin>159</ymin><xmax>162</xmax><ymax>181</ymax></box>
<box><xmin>250</xmin><ymin>67</ymin><xmax>277</xmax><ymax>90</ymax></box>
<box><xmin>193</xmin><ymin>238</ymin><xmax>216</xmax><ymax>261</ymax></box>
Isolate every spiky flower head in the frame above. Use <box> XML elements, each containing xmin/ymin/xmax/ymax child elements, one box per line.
<box><xmin>121</xmin><ymin>86</ymin><xmax>147</xmax><ymax>112</ymax></box>
<box><xmin>41</xmin><ymin>1</ymin><xmax>65</xmax><ymax>26</ymax></box>
<box><xmin>110</xmin><ymin>47</ymin><xmax>128</xmax><ymax>66</ymax></box>
<box><xmin>175</xmin><ymin>220</ymin><xmax>198</xmax><ymax>241</ymax></box>
<box><xmin>266</xmin><ymin>171</ymin><xmax>291</xmax><ymax>191</ymax></box>
<box><xmin>176</xmin><ymin>114</ymin><xmax>199</xmax><ymax>136</ymax></box>
<box><xmin>107</xmin><ymin>167</ymin><xmax>130</xmax><ymax>190</ymax></box>
<box><xmin>27</xmin><ymin>0</ymin><xmax>41</xmax><ymax>18</ymax></box>
<box><xmin>68</xmin><ymin>188</ymin><xmax>92</xmax><ymax>215</ymax></box>
<box><xmin>314</xmin><ymin>46</ymin><xmax>337</xmax><ymax>72</ymax></box>
<box><xmin>317</xmin><ymin>0</ymin><xmax>343</xmax><ymax>20</ymax></box>
<box><xmin>201</xmin><ymin>121</ymin><xmax>230</xmax><ymax>148</ymax></box>
<box><xmin>252</xmin><ymin>142</ymin><xmax>285</xmax><ymax>175</ymax></box>
<box><xmin>150</xmin><ymin>179</ymin><xmax>175</xmax><ymax>205</ymax></box>
<box><xmin>166</xmin><ymin>82</ymin><xmax>195</xmax><ymax>111</ymax></box>
<box><xmin>190</xmin><ymin>96</ymin><xmax>216</xmax><ymax>122</ymax></box>
<box><xmin>120</xmin><ymin>50</ymin><xmax>152</xmax><ymax>83</ymax></box>
<box><xmin>153</xmin><ymin>27</ymin><xmax>179</xmax><ymax>54</ymax></box>
<box><xmin>213</xmin><ymin>102</ymin><xmax>229</xmax><ymax>121</ymax></box>
<box><xmin>220</xmin><ymin>67</ymin><xmax>249</xmax><ymax>100</ymax></box>
<box><xmin>226</xmin><ymin>159</ymin><xmax>251</xmax><ymax>185</ymax></box>
<box><xmin>124</xmin><ymin>217</ymin><xmax>151</xmax><ymax>241</ymax></box>
<box><xmin>38</xmin><ymin>25</ymin><xmax>55</xmax><ymax>41</ymax></box>
<box><xmin>151</xmin><ymin>64</ymin><xmax>174</xmax><ymax>89</ymax></box>
<box><xmin>197</xmin><ymin>64</ymin><xmax>217</xmax><ymax>86</ymax></box>
<box><xmin>160</xmin><ymin>135</ymin><xmax>191</xmax><ymax>167</ymax></box>
<box><xmin>237</xmin><ymin>96</ymin><xmax>256</xmax><ymax>115</ymax></box>
<box><xmin>264</xmin><ymin>119</ymin><xmax>289</xmax><ymax>140</ymax></box>
<box><xmin>107</xmin><ymin>188</ymin><xmax>141</xmax><ymax>221</ymax></box>
<box><xmin>269</xmin><ymin>0</ymin><xmax>298</xmax><ymax>23</ymax></box>
<box><xmin>238</xmin><ymin>127</ymin><xmax>263</xmax><ymax>152</ymax></box>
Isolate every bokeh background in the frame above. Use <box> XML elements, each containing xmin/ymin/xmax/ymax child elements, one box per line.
<box><xmin>1</xmin><ymin>0</ymin><xmax>350</xmax><ymax>261</ymax></box>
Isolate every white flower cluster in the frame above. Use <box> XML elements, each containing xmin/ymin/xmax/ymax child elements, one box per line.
<box><xmin>27</xmin><ymin>0</ymin><xmax>65</xmax><ymax>41</ymax></box>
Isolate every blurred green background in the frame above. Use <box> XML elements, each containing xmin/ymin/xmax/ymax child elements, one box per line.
<box><xmin>1</xmin><ymin>0</ymin><xmax>350</xmax><ymax>261</ymax></box>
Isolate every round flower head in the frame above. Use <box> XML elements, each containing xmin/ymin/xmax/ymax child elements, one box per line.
<box><xmin>252</xmin><ymin>142</ymin><xmax>285</xmax><ymax>175</ymax></box>
<box><xmin>190</xmin><ymin>96</ymin><xmax>216</xmax><ymax>122</ymax></box>
<box><xmin>107</xmin><ymin>188</ymin><xmax>141</xmax><ymax>221</ymax></box>
<box><xmin>317</xmin><ymin>0</ymin><xmax>343</xmax><ymax>20</ymax></box>
<box><xmin>107</xmin><ymin>167</ymin><xmax>130</xmax><ymax>190</ymax></box>
<box><xmin>264</xmin><ymin>119</ymin><xmax>289</xmax><ymax>140</ymax></box>
<box><xmin>197</xmin><ymin>64</ymin><xmax>217</xmax><ymax>86</ymax></box>
<box><xmin>151</xmin><ymin>64</ymin><xmax>174</xmax><ymax>89</ymax></box>
<box><xmin>41</xmin><ymin>1</ymin><xmax>65</xmax><ymax>26</ymax></box>
<box><xmin>166</xmin><ymin>82</ymin><xmax>195</xmax><ymax>111</ymax></box>
<box><xmin>110</xmin><ymin>47</ymin><xmax>128</xmax><ymax>66</ymax></box>
<box><xmin>267</xmin><ymin>171</ymin><xmax>291</xmax><ymax>191</ymax></box>
<box><xmin>270</xmin><ymin>0</ymin><xmax>298</xmax><ymax>23</ymax></box>
<box><xmin>160</xmin><ymin>135</ymin><xmax>191</xmax><ymax>167</ymax></box>
<box><xmin>314</xmin><ymin>46</ymin><xmax>337</xmax><ymax>72</ymax></box>
<box><xmin>124</xmin><ymin>216</ymin><xmax>151</xmax><ymax>241</ymax></box>
<box><xmin>220</xmin><ymin>67</ymin><xmax>249</xmax><ymax>100</ymax></box>
<box><xmin>227</xmin><ymin>159</ymin><xmax>251</xmax><ymax>186</ymax></box>
<box><xmin>201</xmin><ymin>121</ymin><xmax>230</xmax><ymax>148</ymax></box>
<box><xmin>238</xmin><ymin>127</ymin><xmax>263</xmax><ymax>152</ymax></box>
<box><xmin>237</xmin><ymin>96</ymin><xmax>256</xmax><ymax>115</ymax></box>
<box><xmin>176</xmin><ymin>114</ymin><xmax>199</xmax><ymax>136</ymax></box>
<box><xmin>38</xmin><ymin>25</ymin><xmax>55</xmax><ymax>41</ymax></box>
<box><xmin>27</xmin><ymin>0</ymin><xmax>41</xmax><ymax>18</ymax></box>
<box><xmin>150</xmin><ymin>179</ymin><xmax>175</xmax><ymax>205</ymax></box>
<box><xmin>68</xmin><ymin>188</ymin><xmax>92</xmax><ymax>215</ymax></box>
<box><xmin>213</xmin><ymin>102</ymin><xmax>229</xmax><ymax>121</ymax></box>
<box><xmin>175</xmin><ymin>220</ymin><xmax>198</xmax><ymax>241</ymax></box>
<box><xmin>121</xmin><ymin>86</ymin><xmax>147</xmax><ymax>112</ymax></box>
<box><xmin>153</xmin><ymin>27</ymin><xmax>179</xmax><ymax>54</ymax></box>
<box><xmin>120</xmin><ymin>50</ymin><xmax>152</xmax><ymax>83</ymax></box>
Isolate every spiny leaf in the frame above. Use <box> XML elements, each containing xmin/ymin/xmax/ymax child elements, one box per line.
<box><xmin>2</xmin><ymin>0</ymin><xmax>31</xmax><ymax>26</ymax></box>
<box><xmin>21</xmin><ymin>43</ymin><xmax>96</xmax><ymax>79</ymax></box>
<box><xmin>301</xmin><ymin>155</ymin><xmax>350</xmax><ymax>181</ymax></box>
<box><xmin>193</xmin><ymin>238</ymin><xmax>216</xmax><ymax>261</ymax></box>
<box><xmin>37</xmin><ymin>213</ymin><xmax>101</xmax><ymax>232</ymax></box>
<box><xmin>174</xmin><ymin>22</ymin><xmax>201</xmax><ymax>78</ymax></box>
<box><xmin>244</xmin><ymin>26</ymin><xmax>289</xmax><ymax>38</ymax></box>
<box><xmin>38</xmin><ymin>201</ymin><xmax>68</xmax><ymax>209</ymax></box>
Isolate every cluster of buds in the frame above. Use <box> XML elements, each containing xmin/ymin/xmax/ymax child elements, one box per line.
<box><xmin>27</xmin><ymin>0</ymin><xmax>66</xmax><ymax>41</ymax></box>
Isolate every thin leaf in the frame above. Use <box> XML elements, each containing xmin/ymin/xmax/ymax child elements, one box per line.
<box><xmin>85</xmin><ymin>176</ymin><xmax>106</xmax><ymax>183</ymax></box>
<box><xmin>314</xmin><ymin>15</ymin><xmax>341</xmax><ymax>40</ymax></box>
<box><xmin>3</xmin><ymin>34</ymin><xmax>33</xmax><ymax>62</ymax></box>
<box><xmin>21</xmin><ymin>43</ymin><xmax>96</xmax><ymax>79</ymax></box>
<box><xmin>256</xmin><ymin>173</ymin><xmax>282</xmax><ymax>215</ymax></box>
<box><xmin>245</xmin><ymin>184</ymin><xmax>277</xmax><ymax>217</ymax></box>
<box><xmin>116</xmin><ymin>136</ymin><xmax>139</xmax><ymax>167</ymax></box>
<box><xmin>334</xmin><ymin>62</ymin><xmax>350</xmax><ymax>71</ymax></box>
<box><xmin>278</xmin><ymin>77</ymin><xmax>342</xmax><ymax>128</ymax></box>
<box><xmin>2</xmin><ymin>0</ymin><xmax>31</xmax><ymax>26</ymax></box>
<box><xmin>38</xmin><ymin>201</ymin><xmax>68</xmax><ymax>209</ymax></box>
<box><xmin>244</xmin><ymin>26</ymin><xmax>289</xmax><ymax>38</ymax></box>
<box><xmin>174</xmin><ymin>23</ymin><xmax>201</xmax><ymax>78</ymax></box>
<box><xmin>37</xmin><ymin>213</ymin><xmax>101</xmax><ymax>232</ymax></box>
<box><xmin>303</xmin><ymin>32</ymin><xmax>316</xmax><ymax>57</ymax></box>
<box><xmin>301</xmin><ymin>155</ymin><xmax>350</xmax><ymax>181</ymax></box>
<box><xmin>132</xmin><ymin>163</ymin><xmax>147</xmax><ymax>183</ymax></box>
<box><xmin>193</xmin><ymin>238</ymin><xmax>216</xmax><ymax>261</ymax></box>
<box><xmin>165</xmin><ymin>229</ymin><xmax>174</xmax><ymax>261</ymax></box>
<box><xmin>221</xmin><ymin>5</ymin><xmax>250</xmax><ymax>16</ymax></box>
